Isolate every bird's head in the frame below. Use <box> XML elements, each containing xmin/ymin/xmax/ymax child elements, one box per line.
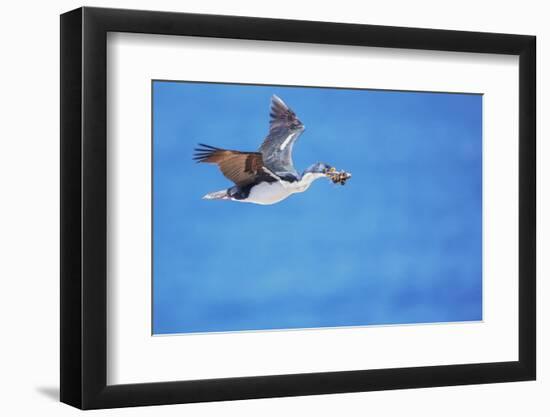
<box><xmin>302</xmin><ymin>163</ymin><xmax>352</xmax><ymax>185</ymax></box>
<box><xmin>304</xmin><ymin>162</ymin><xmax>333</xmax><ymax>175</ymax></box>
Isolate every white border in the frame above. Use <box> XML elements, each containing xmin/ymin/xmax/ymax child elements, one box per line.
<box><xmin>107</xmin><ymin>33</ymin><xmax>519</xmax><ymax>385</ymax></box>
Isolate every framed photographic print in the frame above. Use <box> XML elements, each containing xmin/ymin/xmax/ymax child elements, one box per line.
<box><xmin>60</xmin><ymin>6</ymin><xmax>536</xmax><ymax>410</ymax></box>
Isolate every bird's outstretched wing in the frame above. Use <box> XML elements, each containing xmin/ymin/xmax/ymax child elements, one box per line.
<box><xmin>193</xmin><ymin>144</ymin><xmax>276</xmax><ymax>187</ymax></box>
<box><xmin>258</xmin><ymin>95</ymin><xmax>305</xmax><ymax>177</ymax></box>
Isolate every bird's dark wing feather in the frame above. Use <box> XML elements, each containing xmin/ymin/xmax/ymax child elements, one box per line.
<box><xmin>258</xmin><ymin>95</ymin><xmax>304</xmax><ymax>177</ymax></box>
<box><xmin>193</xmin><ymin>144</ymin><xmax>277</xmax><ymax>187</ymax></box>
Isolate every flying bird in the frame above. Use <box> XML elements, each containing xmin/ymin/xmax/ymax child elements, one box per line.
<box><xmin>193</xmin><ymin>95</ymin><xmax>351</xmax><ymax>205</ymax></box>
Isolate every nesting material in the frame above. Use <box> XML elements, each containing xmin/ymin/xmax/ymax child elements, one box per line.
<box><xmin>327</xmin><ymin>168</ymin><xmax>352</xmax><ymax>185</ymax></box>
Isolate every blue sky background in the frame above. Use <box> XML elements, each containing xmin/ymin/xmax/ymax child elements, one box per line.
<box><xmin>152</xmin><ymin>81</ymin><xmax>482</xmax><ymax>335</ymax></box>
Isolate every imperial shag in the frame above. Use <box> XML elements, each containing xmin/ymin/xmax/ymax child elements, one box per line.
<box><xmin>193</xmin><ymin>95</ymin><xmax>351</xmax><ymax>205</ymax></box>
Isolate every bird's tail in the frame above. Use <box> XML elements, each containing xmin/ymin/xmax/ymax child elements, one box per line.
<box><xmin>202</xmin><ymin>189</ymin><xmax>231</xmax><ymax>200</ymax></box>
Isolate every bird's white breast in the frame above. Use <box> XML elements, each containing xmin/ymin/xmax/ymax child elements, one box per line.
<box><xmin>240</xmin><ymin>180</ymin><xmax>312</xmax><ymax>205</ymax></box>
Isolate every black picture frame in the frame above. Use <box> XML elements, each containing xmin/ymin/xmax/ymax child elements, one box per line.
<box><xmin>60</xmin><ymin>6</ymin><xmax>536</xmax><ymax>410</ymax></box>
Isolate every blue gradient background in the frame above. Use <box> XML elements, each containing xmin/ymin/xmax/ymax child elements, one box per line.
<box><xmin>152</xmin><ymin>81</ymin><xmax>482</xmax><ymax>335</ymax></box>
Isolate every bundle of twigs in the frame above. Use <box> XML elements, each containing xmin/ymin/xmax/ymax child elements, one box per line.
<box><xmin>327</xmin><ymin>168</ymin><xmax>352</xmax><ymax>185</ymax></box>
